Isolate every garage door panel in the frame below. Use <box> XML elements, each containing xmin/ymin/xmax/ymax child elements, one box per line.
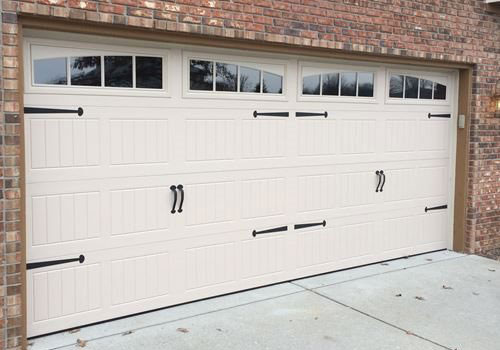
<box><xmin>384</xmin><ymin>118</ymin><xmax>417</xmax><ymax>153</ymax></box>
<box><xmin>241</xmin><ymin>234</ymin><xmax>288</xmax><ymax>279</ymax></box>
<box><xmin>297</xmin><ymin>119</ymin><xmax>336</xmax><ymax>157</ymax></box>
<box><xmin>30</xmin><ymin>191</ymin><xmax>102</xmax><ymax>247</ymax></box>
<box><xmin>338</xmin><ymin>118</ymin><xmax>377</xmax><ymax>155</ymax></box>
<box><xmin>25</xmin><ymin>40</ymin><xmax>456</xmax><ymax>336</ymax></box>
<box><xmin>297</xmin><ymin>173</ymin><xmax>336</xmax><ymax>213</ymax></box>
<box><xmin>110</xmin><ymin>119</ymin><xmax>170</xmax><ymax>165</ymax></box>
<box><xmin>338</xmin><ymin>170</ymin><xmax>378</xmax><ymax>208</ymax></box>
<box><xmin>28</xmin><ymin>118</ymin><xmax>100</xmax><ymax>170</ymax></box>
<box><xmin>418</xmin><ymin>119</ymin><xmax>450</xmax><ymax>152</ymax></box>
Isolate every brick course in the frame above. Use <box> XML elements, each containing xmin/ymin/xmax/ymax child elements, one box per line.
<box><xmin>1</xmin><ymin>0</ymin><xmax>499</xmax><ymax>348</ymax></box>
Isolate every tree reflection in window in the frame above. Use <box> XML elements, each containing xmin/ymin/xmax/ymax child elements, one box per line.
<box><xmin>71</xmin><ymin>56</ymin><xmax>101</xmax><ymax>86</ymax></box>
<box><xmin>389</xmin><ymin>74</ymin><xmax>446</xmax><ymax>100</ymax></box>
<box><xmin>240</xmin><ymin>66</ymin><xmax>260</xmax><ymax>93</ymax></box>
<box><xmin>190</xmin><ymin>60</ymin><xmax>213</xmax><ymax>91</ymax></box>
<box><xmin>216</xmin><ymin>63</ymin><xmax>238</xmax><ymax>92</ymax></box>
<box><xmin>105</xmin><ymin>56</ymin><xmax>132</xmax><ymax>87</ymax></box>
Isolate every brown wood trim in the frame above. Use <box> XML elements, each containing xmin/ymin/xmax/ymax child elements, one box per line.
<box><xmin>18</xmin><ymin>23</ymin><xmax>28</xmax><ymax>348</ymax></box>
<box><xmin>453</xmin><ymin>68</ymin><xmax>472</xmax><ymax>252</ymax></box>
<box><xmin>19</xmin><ymin>15</ymin><xmax>472</xmax><ymax>70</ymax></box>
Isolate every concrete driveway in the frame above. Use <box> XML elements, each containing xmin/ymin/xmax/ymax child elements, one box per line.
<box><xmin>30</xmin><ymin>250</ymin><xmax>500</xmax><ymax>350</ymax></box>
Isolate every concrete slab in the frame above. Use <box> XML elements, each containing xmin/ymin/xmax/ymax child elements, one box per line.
<box><xmin>315</xmin><ymin>254</ymin><xmax>500</xmax><ymax>350</ymax></box>
<box><xmin>294</xmin><ymin>250</ymin><xmax>465</xmax><ymax>290</ymax></box>
<box><xmin>56</xmin><ymin>291</ymin><xmax>443</xmax><ymax>350</ymax></box>
<box><xmin>29</xmin><ymin>282</ymin><xmax>303</xmax><ymax>350</ymax></box>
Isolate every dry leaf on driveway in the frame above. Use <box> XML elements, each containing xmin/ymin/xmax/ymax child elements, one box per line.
<box><xmin>177</xmin><ymin>327</ymin><xmax>189</xmax><ymax>333</ymax></box>
<box><xmin>77</xmin><ymin>339</ymin><xmax>87</xmax><ymax>348</ymax></box>
<box><xmin>415</xmin><ymin>296</ymin><xmax>426</xmax><ymax>301</ymax></box>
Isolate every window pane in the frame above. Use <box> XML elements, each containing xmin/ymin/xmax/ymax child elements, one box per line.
<box><xmin>389</xmin><ymin>75</ymin><xmax>404</xmax><ymax>98</ymax></box>
<box><xmin>340</xmin><ymin>72</ymin><xmax>357</xmax><ymax>96</ymax></box>
<box><xmin>358</xmin><ymin>72</ymin><xmax>374</xmax><ymax>97</ymax></box>
<box><xmin>70</xmin><ymin>56</ymin><xmax>101</xmax><ymax>86</ymax></box>
<box><xmin>34</xmin><ymin>57</ymin><xmax>67</xmax><ymax>85</ymax></box>
<box><xmin>262</xmin><ymin>72</ymin><xmax>282</xmax><ymax>94</ymax></box>
<box><xmin>434</xmin><ymin>83</ymin><xmax>446</xmax><ymax>100</ymax></box>
<box><xmin>322</xmin><ymin>73</ymin><xmax>339</xmax><ymax>96</ymax></box>
<box><xmin>419</xmin><ymin>79</ymin><xmax>433</xmax><ymax>99</ymax></box>
<box><xmin>190</xmin><ymin>60</ymin><xmax>213</xmax><ymax>91</ymax></box>
<box><xmin>404</xmin><ymin>76</ymin><xmax>418</xmax><ymax>99</ymax></box>
<box><xmin>105</xmin><ymin>56</ymin><xmax>132</xmax><ymax>87</ymax></box>
<box><xmin>240</xmin><ymin>66</ymin><xmax>260</xmax><ymax>93</ymax></box>
<box><xmin>216</xmin><ymin>62</ymin><xmax>238</xmax><ymax>92</ymax></box>
<box><xmin>136</xmin><ymin>56</ymin><xmax>162</xmax><ymax>89</ymax></box>
<box><xmin>302</xmin><ymin>74</ymin><xmax>320</xmax><ymax>95</ymax></box>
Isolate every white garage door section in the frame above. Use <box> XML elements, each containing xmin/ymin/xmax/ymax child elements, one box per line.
<box><xmin>24</xmin><ymin>34</ymin><xmax>457</xmax><ymax>336</ymax></box>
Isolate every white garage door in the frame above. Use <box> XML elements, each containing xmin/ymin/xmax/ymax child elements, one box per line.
<box><xmin>24</xmin><ymin>34</ymin><xmax>457</xmax><ymax>336</ymax></box>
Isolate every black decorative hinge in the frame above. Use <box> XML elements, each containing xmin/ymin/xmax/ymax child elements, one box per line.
<box><xmin>294</xmin><ymin>220</ymin><xmax>326</xmax><ymax>230</ymax></box>
<box><xmin>428</xmin><ymin>113</ymin><xmax>451</xmax><ymax>119</ymax></box>
<box><xmin>252</xmin><ymin>225</ymin><xmax>288</xmax><ymax>237</ymax></box>
<box><xmin>24</xmin><ymin>107</ymin><xmax>84</xmax><ymax>116</ymax></box>
<box><xmin>295</xmin><ymin>112</ymin><xmax>328</xmax><ymax>118</ymax></box>
<box><xmin>253</xmin><ymin>111</ymin><xmax>289</xmax><ymax>118</ymax></box>
<box><xmin>27</xmin><ymin>255</ymin><xmax>85</xmax><ymax>270</ymax></box>
<box><xmin>425</xmin><ymin>204</ymin><xmax>448</xmax><ymax>213</ymax></box>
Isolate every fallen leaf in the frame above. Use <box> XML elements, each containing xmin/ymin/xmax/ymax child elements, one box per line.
<box><xmin>442</xmin><ymin>285</ymin><xmax>453</xmax><ymax>290</ymax></box>
<box><xmin>415</xmin><ymin>296</ymin><xmax>425</xmax><ymax>301</ymax></box>
<box><xmin>395</xmin><ymin>293</ymin><xmax>402</xmax><ymax>297</ymax></box>
<box><xmin>472</xmin><ymin>292</ymin><xmax>480</xmax><ymax>296</ymax></box>
<box><xmin>381</xmin><ymin>262</ymin><xmax>389</xmax><ymax>266</ymax></box>
<box><xmin>426</xmin><ymin>258</ymin><xmax>433</xmax><ymax>262</ymax></box>
<box><xmin>406</xmin><ymin>330</ymin><xmax>414</xmax><ymax>335</ymax></box>
<box><xmin>177</xmin><ymin>327</ymin><xmax>189</xmax><ymax>333</ymax></box>
<box><xmin>76</xmin><ymin>339</ymin><xmax>87</xmax><ymax>348</ymax></box>
<box><xmin>122</xmin><ymin>330</ymin><xmax>133</xmax><ymax>336</ymax></box>
<box><xmin>68</xmin><ymin>328</ymin><xmax>80</xmax><ymax>334</ymax></box>
<box><xmin>488</xmin><ymin>268</ymin><xmax>496</xmax><ymax>272</ymax></box>
<box><xmin>216</xmin><ymin>328</ymin><xmax>223</xmax><ymax>332</ymax></box>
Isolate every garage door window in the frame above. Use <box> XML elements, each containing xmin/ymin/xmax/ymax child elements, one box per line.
<box><xmin>33</xmin><ymin>57</ymin><xmax>67</xmax><ymax>85</ymax></box>
<box><xmin>389</xmin><ymin>74</ymin><xmax>446</xmax><ymax>100</ymax></box>
<box><xmin>32</xmin><ymin>50</ymin><xmax>163</xmax><ymax>90</ymax></box>
<box><xmin>302</xmin><ymin>71</ymin><xmax>374</xmax><ymax>97</ymax></box>
<box><xmin>189</xmin><ymin>59</ymin><xmax>283</xmax><ymax>94</ymax></box>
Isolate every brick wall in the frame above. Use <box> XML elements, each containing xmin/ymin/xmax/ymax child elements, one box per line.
<box><xmin>1</xmin><ymin>0</ymin><xmax>499</xmax><ymax>348</ymax></box>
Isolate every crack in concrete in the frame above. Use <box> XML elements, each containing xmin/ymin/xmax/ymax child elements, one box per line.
<box><xmin>302</xmin><ymin>287</ymin><xmax>453</xmax><ymax>350</ymax></box>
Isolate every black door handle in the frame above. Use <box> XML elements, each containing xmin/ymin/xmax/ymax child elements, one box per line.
<box><xmin>177</xmin><ymin>184</ymin><xmax>184</xmax><ymax>213</ymax></box>
<box><xmin>375</xmin><ymin>170</ymin><xmax>381</xmax><ymax>192</ymax></box>
<box><xmin>170</xmin><ymin>185</ymin><xmax>177</xmax><ymax>214</ymax></box>
<box><xmin>379</xmin><ymin>170</ymin><xmax>386</xmax><ymax>192</ymax></box>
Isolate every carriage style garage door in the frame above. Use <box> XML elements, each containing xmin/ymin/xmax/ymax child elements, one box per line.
<box><xmin>24</xmin><ymin>33</ymin><xmax>457</xmax><ymax>336</ymax></box>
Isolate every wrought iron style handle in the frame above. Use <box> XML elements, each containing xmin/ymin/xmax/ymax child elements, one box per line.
<box><xmin>253</xmin><ymin>111</ymin><xmax>289</xmax><ymax>118</ymax></box>
<box><xmin>24</xmin><ymin>106</ymin><xmax>84</xmax><ymax>116</ymax></box>
<box><xmin>295</xmin><ymin>111</ymin><xmax>328</xmax><ymax>118</ymax></box>
<box><xmin>379</xmin><ymin>171</ymin><xmax>386</xmax><ymax>192</ymax></box>
<box><xmin>252</xmin><ymin>225</ymin><xmax>288</xmax><ymax>237</ymax></box>
<box><xmin>425</xmin><ymin>204</ymin><xmax>448</xmax><ymax>212</ymax></box>
<box><xmin>428</xmin><ymin>113</ymin><xmax>451</xmax><ymax>119</ymax></box>
<box><xmin>294</xmin><ymin>220</ymin><xmax>326</xmax><ymax>230</ymax></box>
<box><xmin>375</xmin><ymin>170</ymin><xmax>381</xmax><ymax>192</ymax></box>
<box><xmin>170</xmin><ymin>185</ymin><xmax>177</xmax><ymax>214</ymax></box>
<box><xmin>177</xmin><ymin>185</ymin><xmax>185</xmax><ymax>213</ymax></box>
<box><xmin>27</xmin><ymin>255</ymin><xmax>85</xmax><ymax>270</ymax></box>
